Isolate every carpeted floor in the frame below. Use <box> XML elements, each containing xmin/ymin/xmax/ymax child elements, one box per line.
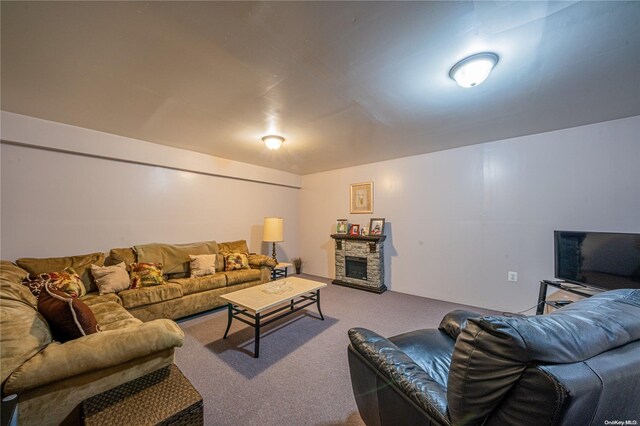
<box><xmin>174</xmin><ymin>275</ymin><xmax>496</xmax><ymax>426</ymax></box>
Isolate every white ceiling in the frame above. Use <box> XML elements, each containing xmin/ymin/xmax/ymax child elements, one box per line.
<box><xmin>2</xmin><ymin>1</ymin><xmax>639</xmax><ymax>175</ymax></box>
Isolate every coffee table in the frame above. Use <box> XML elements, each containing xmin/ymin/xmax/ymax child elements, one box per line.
<box><xmin>220</xmin><ymin>277</ymin><xmax>326</xmax><ymax>357</ymax></box>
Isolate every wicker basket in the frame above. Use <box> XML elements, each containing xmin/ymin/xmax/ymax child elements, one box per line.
<box><xmin>81</xmin><ymin>365</ymin><xmax>203</xmax><ymax>426</ymax></box>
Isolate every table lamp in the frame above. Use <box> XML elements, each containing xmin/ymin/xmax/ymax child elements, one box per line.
<box><xmin>263</xmin><ymin>217</ymin><xmax>284</xmax><ymax>263</ymax></box>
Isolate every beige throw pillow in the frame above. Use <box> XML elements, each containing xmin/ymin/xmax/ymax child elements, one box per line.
<box><xmin>91</xmin><ymin>262</ymin><xmax>130</xmax><ymax>295</ymax></box>
<box><xmin>189</xmin><ymin>254</ymin><xmax>217</xmax><ymax>278</ymax></box>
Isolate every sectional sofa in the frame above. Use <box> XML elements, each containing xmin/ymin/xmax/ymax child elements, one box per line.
<box><xmin>0</xmin><ymin>239</ymin><xmax>275</xmax><ymax>426</ymax></box>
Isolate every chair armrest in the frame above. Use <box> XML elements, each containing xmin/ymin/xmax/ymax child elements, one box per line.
<box><xmin>348</xmin><ymin>328</ymin><xmax>449</xmax><ymax>424</ymax></box>
<box><xmin>438</xmin><ymin>309</ymin><xmax>482</xmax><ymax>339</ymax></box>
<box><xmin>3</xmin><ymin>319</ymin><xmax>184</xmax><ymax>394</ymax></box>
<box><xmin>248</xmin><ymin>254</ymin><xmax>276</xmax><ymax>269</ymax></box>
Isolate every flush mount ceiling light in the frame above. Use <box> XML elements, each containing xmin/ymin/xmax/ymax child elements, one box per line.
<box><xmin>262</xmin><ymin>135</ymin><xmax>285</xmax><ymax>150</ymax></box>
<box><xmin>449</xmin><ymin>52</ymin><xmax>499</xmax><ymax>88</ymax></box>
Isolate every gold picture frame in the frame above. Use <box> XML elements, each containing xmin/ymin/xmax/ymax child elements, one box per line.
<box><xmin>350</xmin><ymin>182</ymin><xmax>373</xmax><ymax>214</ymax></box>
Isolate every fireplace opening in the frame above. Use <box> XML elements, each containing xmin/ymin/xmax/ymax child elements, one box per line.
<box><xmin>345</xmin><ymin>256</ymin><xmax>367</xmax><ymax>280</ymax></box>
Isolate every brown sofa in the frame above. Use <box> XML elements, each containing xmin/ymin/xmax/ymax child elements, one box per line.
<box><xmin>0</xmin><ymin>239</ymin><xmax>275</xmax><ymax>425</ymax></box>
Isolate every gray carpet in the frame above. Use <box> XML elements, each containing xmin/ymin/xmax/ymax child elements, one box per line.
<box><xmin>174</xmin><ymin>275</ymin><xmax>496</xmax><ymax>426</ymax></box>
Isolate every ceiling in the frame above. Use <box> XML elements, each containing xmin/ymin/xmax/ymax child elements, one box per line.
<box><xmin>2</xmin><ymin>1</ymin><xmax>639</xmax><ymax>175</ymax></box>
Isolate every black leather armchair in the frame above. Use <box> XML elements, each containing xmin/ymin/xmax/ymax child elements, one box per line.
<box><xmin>348</xmin><ymin>289</ymin><xmax>640</xmax><ymax>425</ymax></box>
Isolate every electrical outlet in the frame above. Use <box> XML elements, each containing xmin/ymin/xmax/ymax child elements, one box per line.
<box><xmin>508</xmin><ymin>271</ymin><xmax>518</xmax><ymax>282</ymax></box>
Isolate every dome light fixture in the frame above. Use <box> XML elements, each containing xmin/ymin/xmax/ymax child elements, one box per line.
<box><xmin>262</xmin><ymin>135</ymin><xmax>285</xmax><ymax>150</ymax></box>
<box><xmin>449</xmin><ymin>52</ymin><xmax>499</xmax><ymax>88</ymax></box>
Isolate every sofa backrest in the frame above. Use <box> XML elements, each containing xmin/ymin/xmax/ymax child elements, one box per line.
<box><xmin>0</xmin><ymin>261</ymin><xmax>52</xmax><ymax>386</ymax></box>
<box><xmin>447</xmin><ymin>289</ymin><xmax>640</xmax><ymax>425</ymax></box>
<box><xmin>16</xmin><ymin>252</ymin><xmax>105</xmax><ymax>293</ymax></box>
<box><xmin>217</xmin><ymin>240</ymin><xmax>250</xmax><ymax>271</ymax></box>
<box><xmin>132</xmin><ymin>241</ymin><xmax>219</xmax><ymax>278</ymax></box>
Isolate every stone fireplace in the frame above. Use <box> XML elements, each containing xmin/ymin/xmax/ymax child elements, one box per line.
<box><xmin>331</xmin><ymin>234</ymin><xmax>386</xmax><ymax>293</ymax></box>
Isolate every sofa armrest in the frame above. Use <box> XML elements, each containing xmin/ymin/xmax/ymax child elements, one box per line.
<box><xmin>248</xmin><ymin>254</ymin><xmax>276</xmax><ymax>269</ymax></box>
<box><xmin>3</xmin><ymin>319</ymin><xmax>184</xmax><ymax>394</ymax></box>
<box><xmin>438</xmin><ymin>309</ymin><xmax>482</xmax><ymax>339</ymax></box>
<box><xmin>348</xmin><ymin>328</ymin><xmax>449</xmax><ymax>424</ymax></box>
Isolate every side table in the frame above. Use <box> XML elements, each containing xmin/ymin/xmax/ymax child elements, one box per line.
<box><xmin>81</xmin><ymin>365</ymin><xmax>203</xmax><ymax>426</ymax></box>
<box><xmin>271</xmin><ymin>262</ymin><xmax>293</xmax><ymax>280</ymax></box>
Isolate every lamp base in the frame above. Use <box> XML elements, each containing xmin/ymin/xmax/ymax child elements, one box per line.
<box><xmin>271</xmin><ymin>242</ymin><xmax>278</xmax><ymax>264</ymax></box>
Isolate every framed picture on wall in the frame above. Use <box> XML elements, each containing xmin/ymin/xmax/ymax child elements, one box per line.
<box><xmin>369</xmin><ymin>218</ymin><xmax>385</xmax><ymax>235</ymax></box>
<box><xmin>336</xmin><ymin>219</ymin><xmax>349</xmax><ymax>234</ymax></box>
<box><xmin>349</xmin><ymin>224</ymin><xmax>360</xmax><ymax>236</ymax></box>
<box><xmin>350</xmin><ymin>182</ymin><xmax>373</xmax><ymax>214</ymax></box>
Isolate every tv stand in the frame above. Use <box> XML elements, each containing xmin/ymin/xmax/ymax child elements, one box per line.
<box><xmin>536</xmin><ymin>280</ymin><xmax>602</xmax><ymax>315</ymax></box>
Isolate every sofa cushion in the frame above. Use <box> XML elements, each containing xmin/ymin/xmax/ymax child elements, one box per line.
<box><xmin>248</xmin><ymin>254</ymin><xmax>277</xmax><ymax>269</ymax></box>
<box><xmin>23</xmin><ymin>267</ymin><xmax>87</xmax><ymax>298</ymax></box>
<box><xmin>0</xmin><ymin>297</ymin><xmax>52</xmax><ymax>384</ymax></box>
<box><xmin>224</xmin><ymin>253</ymin><xmax>250</xmax><ymax>271</ymax></box>
<box><xmin>1</xmin><ymin>261</ymin><xmax>37</xmax><ymax>308</ymax></box>
<box><xmin>81</xmin><ymin>292</ymin><xmax>123</xmax><ymax>307</ymax></box>
<box><xmin>16</xmin><ymin>252</ymin><xmax>105</xmax><ymax>293</ymax></box>
<box><xmin>106</xmin><ymin>247</ymin><xmax>137</xmax><ymax>269</ymax></box>
<box><xmin>169</xmin><ymin>273</ymin><xmax>227</xmax><ymax>296</ymax></box>
<box><xmin>129</xmin><ymin>262</ymin><xmax>165</xmax><ymax>288</ymax></box>
<box><xmin>225</xmin><ymin>268</ymin><xmax>262</xmax><ymax>286</ymax></box>
<box><xmin>134</xmin><ymin>241</ymin><xmax>218</xmax><ymax>277</ymax></box>
<box><xmin>89</xmin><ymin>301</ymin><xmax>136</xmax><ymax>326</ymax></box>
<box><xmin>99</xmin><ymin>317</ymin><xmax>144</xmax><ymax>331</ymax></box>
<box><xmin>217</xmin><ymin>240</ymin><xmax>249</xmax><ymax>271</ymax></box>
<box><xmin>118</xmin><ymin>283</ymin><xmax>183</xmax><ymax>309</ymax></box>
<box><xmin>91</xmin><ymin>262</ymin><xmax>131</xmax><ymax>294</ymax></box>
<box><xmin>38</xmin><ymin>286</ymin><xmax>100</xmax><ymax>343</ymax></box>
<box><xmin>189</xmin><ymin>254</ymin><xmax>217</xmax><ymax>278</ymax></box>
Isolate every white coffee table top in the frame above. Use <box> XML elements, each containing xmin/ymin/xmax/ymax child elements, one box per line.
<box><xmin>220</xmin><ymin>276</ymin><xmax>326</xmax><ymax>313</ymax></box>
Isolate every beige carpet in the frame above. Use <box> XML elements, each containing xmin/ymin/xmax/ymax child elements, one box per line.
<box><xmin>174</xmin><ymin>275</ymin><xmax>496</xmax><ymax>425</ymax></box>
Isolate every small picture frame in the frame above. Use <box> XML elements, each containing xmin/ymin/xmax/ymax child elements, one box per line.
<box><xmin>336</xmin><ymin>219</ymin><xmax>349</xmax><ymax>234</ymax></box>
<box><xmin>350</xmin><ymin>182</ymin><xmax>373</xmax><ymax>214</ymax></box>
<box><xmin>360</xmin><ymin>226</ymin><xmax>369</xmax><ymax>236</ymax></box>
<box><xmin>349</xmin><ymin>224</ymin><xmax>360</xmax><ymax>236</ymax></box>
<box><xmin>369</xmin><ymin>218</ymin><xmax>385</xmax><ymax>235</ymax></box>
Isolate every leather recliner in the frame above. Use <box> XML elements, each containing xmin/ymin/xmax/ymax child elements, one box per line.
<box><xmin>347</xmin><ymin>289</ymin><xmax>640</xmax><ymax>425</ymax></box>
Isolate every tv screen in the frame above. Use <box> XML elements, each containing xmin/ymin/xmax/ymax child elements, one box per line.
<box><xmin>555</xmin><ymin>231</ymin><xmax>640</xmax><ymax>291</ymax></box>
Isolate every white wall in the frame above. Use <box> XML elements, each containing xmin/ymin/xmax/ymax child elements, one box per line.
<box><xmin>1</xmin><ymin>114</ymin><xmax>300</xmax><ymax>261</ymax></box>
<box><xmin>299</xmin><ymin>116</ymin><xmax>640</xmax><ymax>312</ymax></box>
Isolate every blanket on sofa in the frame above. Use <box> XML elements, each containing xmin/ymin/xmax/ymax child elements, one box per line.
<box><xmin>134</xmin><ymin>241</ymin><xmax>218</xmax><ymax>276</ymax></box>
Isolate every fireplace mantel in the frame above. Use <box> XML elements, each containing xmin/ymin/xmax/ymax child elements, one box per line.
<box><xmin>330</xmin><ymin>234</ymin><xmax>386</xmax><ymax>243</ymax></box>
<box><xmin>331</xmin><ymin>233</ymin><xmax>386</xmax><ymax>293</ymax></box>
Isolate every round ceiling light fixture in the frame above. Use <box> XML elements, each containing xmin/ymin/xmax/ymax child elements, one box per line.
<box><xmin>449</xmin><ymin>52</ymin><xmax>499</xmax><ymax>88</ymax></box>
<box><xmin>262</xmin><ymin>135</ymin><xmax>285</xmax><ymax>150</ymax></box>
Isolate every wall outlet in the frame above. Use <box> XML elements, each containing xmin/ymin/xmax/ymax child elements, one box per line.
<box><xmin>508</xmin><ymin>271</ymin><xmax>518</xmax><ymax>282</ymax></box>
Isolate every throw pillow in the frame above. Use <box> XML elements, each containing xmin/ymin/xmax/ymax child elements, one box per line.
<box><xmin>129</xmin><ymin>262</ymin><xmax>164</xmax><ymax>289</ymax></box>
<box><xmin>22</xmin><ymin>267</ymin><xmax>87</xmax><ymax>298</ymax></box>
<box><xmin>224</xmin><ymin>253</ymin><xmax>250</xmax><ymax>271</ymax></box>
<box><xmin>189</xmin><ymin>254</ymin><xmax>217</xmax><ymax>278</ymax></box>
<box><xmin>38</xmin><ymin>285</ymin><xmax>100</xmax><ymax>343</ymax></box>
<box><xmin>91</xmin><ymin>262</ymin><xmax>131</xmax><ymax>295</ymax></box>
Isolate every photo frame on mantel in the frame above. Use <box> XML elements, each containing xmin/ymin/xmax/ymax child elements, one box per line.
<box><xmin>350</xmin><ymin>182</ymin><xmax>373</xmax><ymax>214</ymax></box>
<box><xmin>369</xmin><ymin>218</ymin><xmax>385</xmax><ymax>235</ymax></box>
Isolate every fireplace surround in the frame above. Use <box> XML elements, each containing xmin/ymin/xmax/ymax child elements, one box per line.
<box><xmin>331</xmin><ymin>234</ymin><xmax>386</xmax><ymax>293</ymax></box>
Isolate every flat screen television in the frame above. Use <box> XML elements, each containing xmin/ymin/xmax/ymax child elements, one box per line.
<box><xmin>554</xmin><ymin>231</ymin><xmax>640</xmax><ymax>291</ymax></box>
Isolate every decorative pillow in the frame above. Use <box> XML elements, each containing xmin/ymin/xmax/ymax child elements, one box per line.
<box><xmin>224</xmin><ymin>253</ymin><xmax>250</xmax><ymax>271</ymax></box>
<box><xmin>91</xmin><ymin>262</ymin><xmax>131</xmax><ymax>295</ymax></box>
<box><xmin>38</xmin><ymin>285</ymin><xmax>100</xmax><ymax>343</ymax></box>
<box><xmin>129</xmin><ymin>263</ymin><xmax>164</xmax><ymax>289</ymax></box>
<box><xmin>189</xmin><ymin>254</ymin><xmax>217</xmax><ymax>278</ymax></box>
<box><xmin>22</xmin><ymin>267</ymin><xmax>86</xmax><ymax>298</ymax></box>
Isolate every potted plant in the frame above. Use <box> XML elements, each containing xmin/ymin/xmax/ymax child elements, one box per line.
<box><xmin>292</xmin><ymin>257</ymin><xmax>303</xmax><ymax>275</ymax></box>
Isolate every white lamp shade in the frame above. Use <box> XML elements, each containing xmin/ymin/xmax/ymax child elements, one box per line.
<box><xmin>263</xmin><ymin>217</ymin><xmax>284</xmax><ymax>242</ymax></box>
